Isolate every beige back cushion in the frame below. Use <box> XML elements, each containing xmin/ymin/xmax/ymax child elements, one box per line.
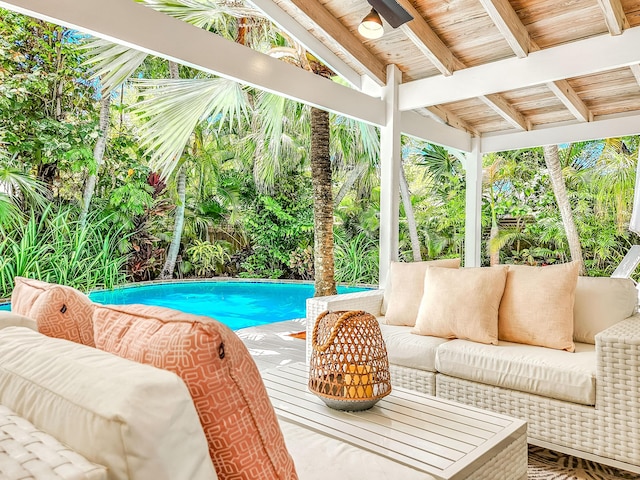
<box><xmin>413</xmin><ymin>266</ymin><xmax>507</xmax><ymax>345</ymax></box>
<box><xmin>498</xmin><ymin>262</ymin><xmax>579</xmax><ymax>352</ymax></box>
<box><xmin>382</xmin><ymin>258</ymin><xmax>461</xmax><ymax>326</ymax></box>
<box><xmin>573</xmin><ymin>276</ymin><xmax>638</xmax><ymax>344</ymax></box>
<box><xmin>0</xmin><ymin>327</ymin><xmax>217</xmax><ymax>480</ymax></box>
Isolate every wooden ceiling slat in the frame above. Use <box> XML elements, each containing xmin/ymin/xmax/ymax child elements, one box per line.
<box><xmin>596</xmin><ymin>0</ymin><xmax>630</xmax><ymax>35</ymax></box>
<box><xmin>477</xmin><ymin>0</ymin><xmax>531</xmax><ymax>58</ymax></box>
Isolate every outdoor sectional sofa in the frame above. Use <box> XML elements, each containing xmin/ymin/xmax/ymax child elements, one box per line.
<box><xmin>0</xmin><ymin>277</ymin><xmax>436</xmax><ymax>480</ymax></box>
<box><xmin>306</xmin><ymin>261</ymin><xmax>640</xmax><ymax>474</ymax></box>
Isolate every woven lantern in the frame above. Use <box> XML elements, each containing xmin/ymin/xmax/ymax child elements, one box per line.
<box><xmin>309</xmin><ymin>310</ymin><xmax>391</xmax><ymax>411</ymax></box>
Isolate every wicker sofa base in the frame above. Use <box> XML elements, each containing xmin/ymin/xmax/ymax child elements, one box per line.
<box><xmin>435</xmin><ymin>375</ymin><xmax>640</xmax><ymax>474</ymax></box>
<box><xmin>389</xmin><ymin>364</ymin><xmax>435</xmax><ymax>396</ymax></box>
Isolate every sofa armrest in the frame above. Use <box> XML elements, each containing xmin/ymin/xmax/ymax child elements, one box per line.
<box><xmin>0</xmin><ymin>311</ymin><xmax>37</xmax><ymax>331</ymax></box>
<box><xmin>595</xmin><ymin>315</ymin><xmax>640</xmax><ymax>417</ymax></box>
<box><xmin>305</xmin><ymin>289</ymin><xmax>385</xmax><ymax>362</ymax></box>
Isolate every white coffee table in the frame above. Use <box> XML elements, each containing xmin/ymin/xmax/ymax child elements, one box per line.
<box><xmin>263</xmin><ymin>362</ymin><xmax>527</xmax><ymax>480</ymax></box>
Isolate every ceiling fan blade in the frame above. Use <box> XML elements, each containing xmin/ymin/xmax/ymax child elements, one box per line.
<box><xmin>366</xmin><ymin>0</ymin><xmax>413</xmax><ymax>28</ymax></box>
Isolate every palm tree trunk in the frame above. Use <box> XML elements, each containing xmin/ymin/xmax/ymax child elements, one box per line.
<box><xmin>543</xmin><ymin>144</ymin><xmax>586</xmax><ymax>275</ymax></box>
<box><xmin>488</xmin><ymin>223</ymin><xmax>500</xmax><ymax>266</ymax></box>
<box><xmin>80</xmin><ymin>94</ymin><xmax>111</xmax><ymax>227</ymax></box>
<box><xmin>161</xmin><ymin>164</ymin><xmax>186</xmax><ymax>279</ymax></box>
<box><xmin>160</xmin><ymin>60</ymin><xmax>186</xmax><ymax>280</ymax></box>
<box><xmin>399</xmin><ymin>161</ymin><xmax>422</xmax><ymax>261</ymax></box>
<box><xmin>310</xmin><ymin>107</ymin><xmax>337</xmax><ymax>296</ymax></box>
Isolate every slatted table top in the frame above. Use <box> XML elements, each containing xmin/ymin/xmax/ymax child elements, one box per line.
<box><xmin>263</xmin><ymin>362</ymin><xmax>527</xmax><ymax>480</ymax></box>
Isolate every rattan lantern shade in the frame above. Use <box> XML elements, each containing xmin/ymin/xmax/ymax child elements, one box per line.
<box><xmin>309</xmin><ymin>310</ymin><xmax>391</xmax><ymax>411</ymax></box>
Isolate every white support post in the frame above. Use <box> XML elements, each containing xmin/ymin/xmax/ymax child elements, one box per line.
<box><xmin>378</xmin><ymin>65</ymin><xmax>402</xmax><ymax>287</ymax></box>
<box><xmin>462</xmin><ymin>137</ymin><xmax>483</xmax><ymax>267</ymax></box>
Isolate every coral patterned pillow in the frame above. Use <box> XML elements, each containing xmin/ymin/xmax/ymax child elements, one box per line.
<box><xmin>11</xmin><ymin>277</ymin><xmax>95</xmax><ymax>346</ymax></box>
<box><xmin>92</xmin><ymin>304</ymin><xmax>297</xmax><ymax>480</ymax></box>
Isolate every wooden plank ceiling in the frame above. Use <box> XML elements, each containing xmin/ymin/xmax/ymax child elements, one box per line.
<box><xmin>268</xmin><ymin>0</ymin><xmax>640</xmax><ymax>138</ymax></box>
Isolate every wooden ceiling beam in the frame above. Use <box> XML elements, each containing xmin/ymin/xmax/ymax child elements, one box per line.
<box><xmin>287</xmin><ymin>0</ymin><xmax>387</xmax><ymax>84</ymax></box>
<box><xmin>396</xmin><ymin>0</ymin><xmax>460</xmax><ymax>76</ymax></box>
<box><xmin>479</xmin><ymin>94</ymin><xmax>530</xmax><ymax>130</ymax></box>
<box><xmin>546</xmin><ymin>80</ymin><xmax>593</xmax><ymax>123</ymax></box>
<box><xmin>596</xmin><ymin>0</ymin><xmax>629</xmax><ymax>36</ymax></box>
<box><xmin>477</xmin><ymin>0</ymin><xmax>531</xmax><ymax>58</ymax></box>
<box><xmin>422</xmin><ymin>106</ymin><xmax>479</xmax><ymax>136</ymax></box>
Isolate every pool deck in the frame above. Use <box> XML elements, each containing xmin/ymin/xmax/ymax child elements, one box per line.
<box><xmin>237</xmin><ymin>318</ymin><xmax>307</xmax><ymax>371</ymax></box>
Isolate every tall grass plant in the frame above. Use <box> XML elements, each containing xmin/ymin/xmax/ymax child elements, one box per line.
<box><xmin>0</xmin><ymin>206</ymin><xmax>127</xmax><ymax>298</ymax></box>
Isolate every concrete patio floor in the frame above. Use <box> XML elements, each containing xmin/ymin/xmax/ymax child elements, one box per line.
<box><xmin>237</xmin><ymin>318</ymin><xmax>307</xmax><ymax>372</ymax></box>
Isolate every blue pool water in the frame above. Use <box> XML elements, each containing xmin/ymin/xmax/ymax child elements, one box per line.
<box><xmin>1</xmin><ymin>281</ymin><xmax>369</xmax><ymax>330</ymax></box>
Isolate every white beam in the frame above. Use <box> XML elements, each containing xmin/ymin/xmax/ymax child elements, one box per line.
<box><xmin>0</xmin><ymin>0</ymin><xmax>385</xmax><ymax>126</ymax></box>
<box><xmin>246</xmin><ymin>0</ymin><xmax>363</xmax><ymax>89</ymax></box>
<box><xmin>480</xmin><ymin>112</ymin><xmax>640</xmax><ymax>153</ymax></box>
<box><xmin>379</xmin><ymin>65</ymin><xmax>402</xmax><ymax>287</ymax></box>
<box><xmin>400</xmin><ymin>111</ymin><xmax>473</xmax><ymax>153</ymax></box>
<box><xmin>461</xmin><ymin>138</ymin><xmax>483</xmax><ymax>267</ymax></box>
<box><xmin>399</xmin><ymin>26</ymin><xmax>640</xmax><ymax>110</ymax></box>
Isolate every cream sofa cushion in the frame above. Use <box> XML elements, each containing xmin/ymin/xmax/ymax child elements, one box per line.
<box><xmin>498</xmin><ymin>262</ymin><xmax>579</xmax><ymax>352</ymax></box>
<box><xmin>382</xmin><ymin>258</ymin><xmax>460</xmax><ymax>326</ymax></box>
<box><xmin>379</xmin><ymin>324</ymin><xmax>448</xmax><ymax>372</ymax></box>
<box><xmin>413</xmin><ymin>266</ymin><xmax>507</xmax><ymax>345</ymax></box>
<box><xmin>0</xmin><ymin>310</ymin><xmax>37</xmax><ymax>331</ymax></box>
<box><xmin>573</xmin><ymin>276</ymin><xmax>638</xmax><ymax>344</ymax></box>
<box><xmin>0</xmin><ymin>327</ymin><xmax>217</xmax><ymax>480</ymax></box>
<box><xmin>435</xmin><ymin>339</ymin><xmax>596</xmax><ymax>405</ymax></box>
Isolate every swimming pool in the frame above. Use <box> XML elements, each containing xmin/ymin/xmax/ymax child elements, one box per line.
<box><xmin>1</xmin><ymin>281</ymin><xmax>369</xmax><ymax>330</ymax></box>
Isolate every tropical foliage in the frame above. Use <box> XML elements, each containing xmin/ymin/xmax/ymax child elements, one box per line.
<box><xmin>0</xmin><ymin>8</ymin><xmax>639</xmax><ymax>300</ymax></box>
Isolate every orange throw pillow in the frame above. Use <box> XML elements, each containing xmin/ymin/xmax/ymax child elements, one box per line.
<box><xmin>93</xmin><ymin>304</ymin><xmax>297</xmax><ymax>480</ymax></box>
<box><xmin>11</xmin><ymin>277</ymin><xmax>95</xmax><ymax>346</ymax></box>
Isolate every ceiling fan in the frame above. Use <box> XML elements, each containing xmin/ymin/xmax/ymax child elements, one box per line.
<box><xmin>358</xmin><ymin>0</ymin><xmax>413</xmax><ymax>39</ymax></box>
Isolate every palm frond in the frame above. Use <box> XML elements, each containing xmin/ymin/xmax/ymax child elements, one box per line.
<box><xmin>0</xmin><ymin>166</ymin><xmax>49</xmax><ymax>210</ymax></box>
<box><xmin>81</xmin><ymin>37</ymin><xmax>148</xmax><ymax>94</ymax></box>
<box><xmin>138</xmin><ymin>0</ymin><xmax>265</xmax><ymax>25</ymax></box>
<box><xmin>129</xmin><ymin>77</ymin><xmax>251</xmax><ymax>179</ymax></box>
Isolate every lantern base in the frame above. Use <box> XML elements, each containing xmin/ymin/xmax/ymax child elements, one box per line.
<box><xmin>318</xmin><ymin>396</ymin><xmax>381</xmax><ymax>411</ymax></box>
